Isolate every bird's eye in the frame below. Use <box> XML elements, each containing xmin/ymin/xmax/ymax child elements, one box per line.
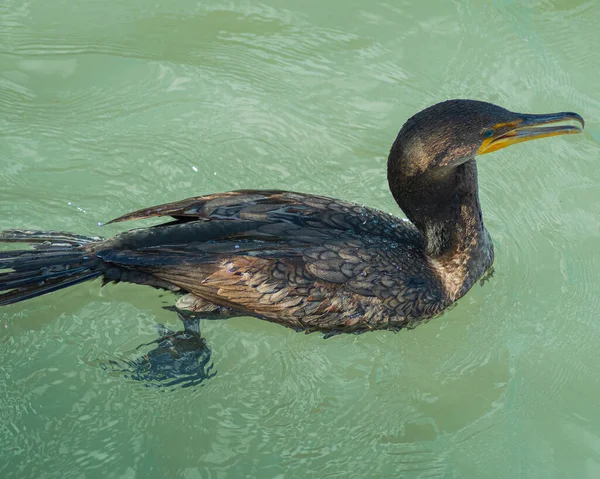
<box><xmin>482</xmin><ymin>129</ymin><xmax>494</xmax><ymax>138</ymax></box>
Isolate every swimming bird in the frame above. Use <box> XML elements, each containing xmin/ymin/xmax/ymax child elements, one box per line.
<box><xmin>0</xmin><ymin>100</ymin><xmax>584</xmax><ymax>334</ymax></box>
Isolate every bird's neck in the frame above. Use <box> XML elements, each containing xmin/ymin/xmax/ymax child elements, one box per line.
<box><xmin>388</xmin><ymin>159</ymin><xmax>494</xmax><ymax>300</ymax></box>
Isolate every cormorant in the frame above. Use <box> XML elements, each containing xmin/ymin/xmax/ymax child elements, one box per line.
<box><xmin>0</xmin><ymin>100</ymin><xmax>584</xmax><ymax>334</ymax></box>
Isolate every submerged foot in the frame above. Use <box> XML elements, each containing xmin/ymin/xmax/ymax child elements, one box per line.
<box><xmin>108</xmin><ymin>316</ymin><xmax>215</xmax><ymax>388</ymax></box>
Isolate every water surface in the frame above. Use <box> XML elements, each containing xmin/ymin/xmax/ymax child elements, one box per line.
<box><xmin>1</xmin><ymin>0</ymin><xmax>600</xmax><ymax>477</ymax></box>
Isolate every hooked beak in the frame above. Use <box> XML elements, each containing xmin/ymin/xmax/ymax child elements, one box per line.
<box><xmin>477</xmin><ymin>111</ymin><xmax>585</xmax><ymax>155</ymax></box>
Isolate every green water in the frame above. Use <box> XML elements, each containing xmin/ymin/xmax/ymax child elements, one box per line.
<box><xmin>1</xmin><ymin>0</ymin><xmax>599</xmax><ymax>477</ymax></box>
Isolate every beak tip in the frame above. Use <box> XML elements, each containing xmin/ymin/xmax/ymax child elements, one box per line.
<box><xmin>568</xmin><ymin>112</ymin><xmax>585</xmax><ymax>130</ymax></box>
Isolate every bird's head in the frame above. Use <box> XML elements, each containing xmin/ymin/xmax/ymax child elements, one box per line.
<box><xmin>389</xmin><ymin>99</ymin><xmax>584</xmax><ymax>178</ymax></box>
<box><xmin>387</xmin><ymin>99</ymin><xmax>584</xmax><ymax>250</ymax></box>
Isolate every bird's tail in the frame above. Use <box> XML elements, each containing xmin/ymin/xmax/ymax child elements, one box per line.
<box><xmin>0</xmin><ymin>229</ymin><xmax>104</xmax><ymax>306</ymax></box>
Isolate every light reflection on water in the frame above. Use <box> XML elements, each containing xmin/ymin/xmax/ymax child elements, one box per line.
<box><xmin>1</xmin><ymin>0</ymin><xmax>599</xmax><ymax>477</ymax></box>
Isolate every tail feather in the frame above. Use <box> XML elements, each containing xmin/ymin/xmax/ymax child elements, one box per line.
<box><xmin>0</xmin><ymin>271</ymin><xmax>102</xmax><ymax>306</ymax></box>
<box><xmin>0</xmin><ymin>266</ymin><xmax>90</xmax><ymax>289</ymax></box>
<box><xmin>0</xmin><ymin>229</ymin><xmax>101</xmax><ymax>245</ymax></box>
<box><xmin>0</xmin><ymin>251</ymin><xmax>84</xmax><ymax>270</ymax></box>
<box><xmin>0</xmin><ymin>230</ymin><xmax>104</xmax><ymax>306</ymax></box>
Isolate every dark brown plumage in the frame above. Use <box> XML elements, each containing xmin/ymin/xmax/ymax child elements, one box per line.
<box><xmin>0</xmin><ymin>100</ymin><xmax>584</xmax><ymax>334</ymax></box>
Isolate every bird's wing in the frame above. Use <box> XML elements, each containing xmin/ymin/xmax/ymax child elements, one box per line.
<box><xmin>105</xmin><ymin>189</ymin><xmax>418</xmax><ymax>242</ymax></box>
<box><xmin>106</xmin><ymin>190</ymin><xmax>292</xmax><ymax>224</ymax></box>
<box><xmin>99</xmin><ymin>235</ymin><xmax>440</xmax><ymax>330</ymax></box>
<box><xmin>97</xmin><ymin>190</ymin><xmax>441</xmax><ymax>329</ymax></box>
